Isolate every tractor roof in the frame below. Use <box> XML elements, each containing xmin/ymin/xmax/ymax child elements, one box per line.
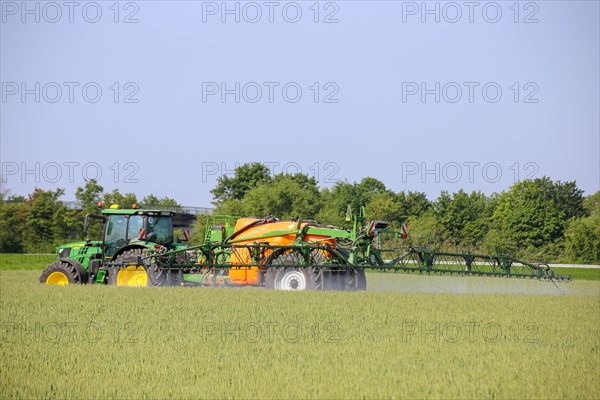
<box><xmin>101</xmin><ymin>209</ymin><xmax>175</xmax><ymax>217</ymax></box>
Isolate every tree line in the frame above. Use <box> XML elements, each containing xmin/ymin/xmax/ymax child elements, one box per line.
<box><xmin>204</xmin><ymin>163</ymin><xmax>599</xmax><ymax>263</ymax></box>
<box><xmin>1</xmin><ymin>163</ymin><xmax>598</xmax><ymax>263</ymax></box>
<box><xmin>0</xmin><ymin>180</ymin><xmax>180</xmax><ymax>253</ymax></box>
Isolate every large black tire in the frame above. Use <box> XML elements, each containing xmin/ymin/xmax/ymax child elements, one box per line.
<box><xmin>333</xmin><ymin>269</ymin><xmax>349</xmax><ymax>291</ymax></box>
<box><xmin>329</xmin><ymin>268</ymin><xmax>366</xmax><ymax>291</ymax></box>
<box><xmin>320</xmin><ymin>268</ymin><xmax>336</xmax><ymax>291</ymax></box>
<box><xmin>354</xmin><ymin>269</ymin><xmax>367</xmax><ymax>291</ymax></box>
<box><xmin>264</xmin><ymin>267</ymin><xmax>278</xmax><ymax>290</ymax></box>
<box><xmin>108</xmin><ymin>249</ymin><xmax>166</xmax><ymax>287</ymax></box>
<box><xmin>40</xmin><ymin>261</ymin><xmax>87</xmax><ymax>285</ymax></box>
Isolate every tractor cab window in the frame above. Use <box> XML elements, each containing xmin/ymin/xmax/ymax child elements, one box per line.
<box><xmin>127</xmin><ymin>215</ymin><xmax>144</xmax><ymax>242</ymax></box>
<box><xmin>105</xmin><ymin>215</ymin><xmax>127</xmax><ymax>257</ymax></box>
<box><xmin>146</xmin><ymin>216</ymin><xmax>173</xmax><ymax>245</ymax></box>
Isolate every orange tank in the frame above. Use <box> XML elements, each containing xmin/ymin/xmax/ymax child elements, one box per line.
<box><xmin>226</xmin><ymin>218</ymin><xmax>336</xmax><ymax>286</ymax></box>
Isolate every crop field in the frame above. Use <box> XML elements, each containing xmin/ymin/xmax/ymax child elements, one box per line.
<box><xmin>0</xmin><ymin>254</ymin><xmax>56</xmax><ymax>271</ymax></box>
<box><xmin>1</xmin><ymin>266</ymin><xmax>599</xmax><ymax>399</ymax></box>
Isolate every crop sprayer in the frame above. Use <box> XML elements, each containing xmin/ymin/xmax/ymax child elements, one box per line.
<box><xmin>40</xmin><ymin>204</ymin><xmax>571</xmax><ymax>289</ymax></box>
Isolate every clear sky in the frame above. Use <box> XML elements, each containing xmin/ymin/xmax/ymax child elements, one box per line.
<box><xmin>1</xmin><ymin>1</ymin><xmax>599</xmax><ymax>206</ymax></box>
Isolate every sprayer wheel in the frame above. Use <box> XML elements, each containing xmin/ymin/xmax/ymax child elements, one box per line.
<box><xmin>265</xmin><ymin>250</ymin><xmax>317</xmax><ymax>291</ymax></box>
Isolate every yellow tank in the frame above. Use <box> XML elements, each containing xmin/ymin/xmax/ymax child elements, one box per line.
<box><xmin>226</xmin><ymin>218</ymin><xmax>336</xmax><ymax>286</ymax></box>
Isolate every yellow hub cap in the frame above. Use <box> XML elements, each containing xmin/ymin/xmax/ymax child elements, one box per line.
<box><xmin>117</xmin><ymin>266</ymin><xmax>148</xmax><ymax>287</ymax></box>
<box><xmin>46</xmin><ymin>271</ymin><xmax>69</xmax><ymax>285</ymax></box>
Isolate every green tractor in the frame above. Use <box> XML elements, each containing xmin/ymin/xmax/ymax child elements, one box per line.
<box><xmin>39</xmin><ymin>205</ymin><xmax>189</xmax><ymax>287</ymax></box>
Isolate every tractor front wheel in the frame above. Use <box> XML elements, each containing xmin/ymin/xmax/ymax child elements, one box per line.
<box><xmin>40</xmin><ymin>261</ymin><xmax>85</xmax><ymax>285</ymax></box>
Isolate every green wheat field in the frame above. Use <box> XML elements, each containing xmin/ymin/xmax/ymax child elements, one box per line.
<box><xmin>1</xmin><ymin>263</ymin><xmax>599</xmax><ymax>399</ymax></box>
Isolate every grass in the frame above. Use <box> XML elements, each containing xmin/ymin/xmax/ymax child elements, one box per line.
<box><xmin>0</xmin><ymin>253</ymin><xmax>56</xmax><ymax>270</ymax></box>
<box><xmin>1</xmin><ymin>270</ymin><xmax>599</xmax><ymax>399</ymax></box>
<box><xmin>551</xmin><ymin>267</ymin><xmax>600</xmax><ymax>281</ymax></box>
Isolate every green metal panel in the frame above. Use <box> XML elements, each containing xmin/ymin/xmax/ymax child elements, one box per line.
<box><xmin>204</xmin><ymin>215</ymin><xmax>239</xmax><ymax>243</ymax></box>
<box><xmin>95</xmin><ymin>269</ymin><xmax>107</xmax><ymax>283</ymax></box>
<box><xmin>56</xmin><ymin>241</ymin><xmax>103</xmax><ymax>272</ymax></box>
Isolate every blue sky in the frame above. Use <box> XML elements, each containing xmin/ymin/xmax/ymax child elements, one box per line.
<box><xmin>1</xmin><ymin>1</ymin><xmax>599</xmax><ymax>206</ymax></box>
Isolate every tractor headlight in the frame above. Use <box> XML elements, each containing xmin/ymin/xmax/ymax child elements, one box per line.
<box><xmin>59</xmin><ymin>248</ymin><xmax>71</xmax><ymax>258</ymax></box>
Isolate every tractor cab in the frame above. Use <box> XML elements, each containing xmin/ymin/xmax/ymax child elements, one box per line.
<box><xmin>100</xmin><ymin>208</ymin><xmax>175</xmax><ymax>257</ymax></box>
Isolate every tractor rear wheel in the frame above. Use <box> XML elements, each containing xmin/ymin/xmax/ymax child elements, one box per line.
<box><xmin>40</xmin><ymin>261</ymin><xmax>85</xmax><ymax>285</ymax></box>
<box><xmin>109</xmin><ymin>249</ymin><xmax>166</xmax><ymax>287</ymax></box>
